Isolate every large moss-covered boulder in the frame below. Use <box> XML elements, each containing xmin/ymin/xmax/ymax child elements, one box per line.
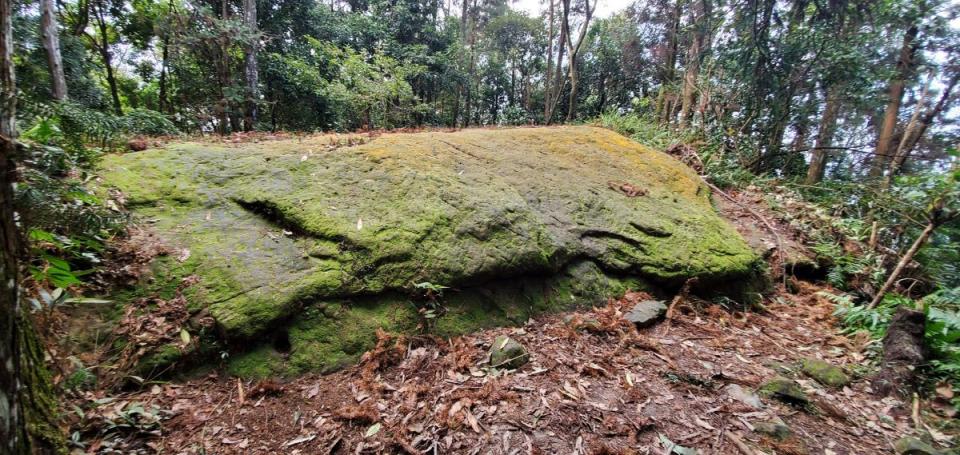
<box><xmin>98</xmin><ymin>126</ymin><xmax>761</xmax><ymax>375</ymax></box>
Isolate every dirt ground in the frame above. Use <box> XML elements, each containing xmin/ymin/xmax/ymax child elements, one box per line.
<box><xmin>60</xmin><ymin>186</ymin><xmax>955</xmax><ymax>455</ymax></box>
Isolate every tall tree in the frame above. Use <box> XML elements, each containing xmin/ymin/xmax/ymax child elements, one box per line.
<box><xmin>41</xmin><ymin>0</ymin><xmax>68</xmax><ymax>100</ymax></box>
<box><xmin>242</xmin><ymin>0</ymin><xmax>259</xmax><ymax>131</ymax></box>
<box><xmin>869</xmin><ymin>23</ymin><xmax>919</xmax><ymax>178</ymax></box>
<box><xmin>805</xmin><ymin>83</ymin><xmax>842</xmax><ymax>184</ymax></box>
<box><xmin>87</xmin><ymin>0</ymin><xmax>123</xmax><ymax>114</ymax></box>
<box><xmin>678</xmin><ymin>0</ymin><xmax>710</xmax><ymax>129</ymax></box>
<box><xmin>0</xmin><ymin>0</ymin><xmax>21</xmax><ymax>449</ymax></box>
<box><xmin>561</xmin><ymin>0</ymin><xmax>596</xmax><ymax>121</ymax></box>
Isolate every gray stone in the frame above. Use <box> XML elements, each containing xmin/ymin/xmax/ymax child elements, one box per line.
<box><xmin>563</xmin><ymin>314</ymin><xmax>601</xmax><ymax>331</ymax></box>
<box><xmin>800</xmin><ymin>358</ymin><xmax>850</xmax><ymax>388</ymax></box>
<box><xmin>623</xmin><ymin>300</ymin><xmax>668</xmax><ymax>328</ymax></box>
<box><xmin>759</xmin><ymin>376</ymin><xmax>808</xmax><ymax>406</ymax></box>
<box><xmin>753</xmin><ymin>420</ymin><xmax>791</xmax><ymax>441</ymax></box>
<box><xmin>489</xmin><ymin>336</ymin><xmax>530</xmax><ymax>369</ymax></box>
<box><xmin>894</xmin><ymin>437</ymin><xmax>945</xmax><ymax>455</ymax></box>
<box><xmin>725</xmin><ymin>384</ymin><xmax>764</xmax><ymax>409</ymax></box>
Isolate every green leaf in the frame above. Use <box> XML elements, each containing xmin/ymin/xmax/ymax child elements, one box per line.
<box><xmin>47</xmin><ymin>267</ymin><xmax>81</xmax><ymax>288</ymax></box>
<box><xmin>364</xmin><ymin>423</ymin><xmax>381</xmax><ymax>438</ymax></box>
<box><xmin>180</xmin><ymin>329</ymin><xmax>191</xmax><ymax>345</ymax></box>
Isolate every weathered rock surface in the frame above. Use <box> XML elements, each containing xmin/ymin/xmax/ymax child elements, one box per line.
<box><xmin>800</xmin><ymin>358</ymin><xmax>850</xmax><ymax>388</ymax></box>
<box><xmin>753</xmin><ymin>420</ymin><xmax>791</xmax><ymax>440</ymax></box>
<box><xmin>725</xmin><ymin>384</ymin><xmax>764</xmax><ymax>409</ymax></box>
<box><xmin>760</xmin><ymin>376</ymin><xmax>809</xmax><ymax>406</ymax></box>
<box><xmin>99</xmin><ymin>126</ymin><xmax>761</xmax><ymax>375</ymax></box>
<box><xmin>623</xmin><ymin>299</ymin><xmax>667</xmax><ymax>328</ymax></box>
<box><xmin>489</xmin><ymin>336</ymin><xmax>529</xmax><ymax>369</ymax></box>
<box><xmin>894</xmin><ymin>437</ymin><xmax>947</xmax><ymax>455</ymax></box>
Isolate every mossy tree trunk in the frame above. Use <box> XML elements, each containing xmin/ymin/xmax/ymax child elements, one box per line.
<box><xmin>1</xmin><ymin>0</ymin><xmax>22</xmax><ymax>446</ymax></box>
<box><xmin>1</xmin><ymin>1</ymin><xmax>66</xmax><ymax>450</ymax></box>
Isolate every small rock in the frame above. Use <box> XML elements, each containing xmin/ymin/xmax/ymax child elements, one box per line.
<box><xmin>562</xmin><ymin>314</ymin><xmax>601</xmax><ymax>331</ymax></box>
<box><xmin>764</xmin><ymin>361</ymin><xmax>796</xmax><ymax>376</ymax></box>
<box><xmin>725</xmin><ymin>384</ymin><xmax>764</xmax><ymax>409</ymax></box>
<box><xmin>801</xmin><ymin>358</ymin><xmax>850</xmax><ymax>388</ymax></box>
<box><xmin>623</xmin><ymin>300</ymin><xmax>667</xmax><ymax>328</ymax></box>
<box><xmin>489</xmin><ymin>335</ymin><xmax>529</xmax><ymax>369</ymax></box>
<box><xmin>759</xmin><ymin>376</ymin><xmax>808</xmax><ymax>406</ymax></box>
<box><xmin>753</xmin><ymin>420</ymin><xmax>791</xmax><ymax>441</ymax></box>
<box><xmin>894</xmin><ymin>437</ymin><xmax>945</xmax><ymax>455</ymax></box>
<box><xmin>127</xmin><ymin>137</ymin><xmax>149</xmax><ymax>152</ymax></box>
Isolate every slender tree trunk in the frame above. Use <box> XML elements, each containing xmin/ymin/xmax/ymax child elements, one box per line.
<box><xmin>545</xmin><ymin>9</ymin><xmax>565</xmax><ymax>125</ymax></box>
<box><xmin>40</xmin><ymin>0</ymin><xmax>67</xmax><ymax>101</ymax></box>
<box><xmin>887</xmin><ymin>71</ymin><xmax>959</xmax><ymax>179</ymax></box>
<box><xmin>0</xmin><ymin>0</ymin><xmax>22</xmax><ymax>448</ymax></box>
<box><xmin>805</xmin><ymin>84</ymin><xmax>842</xmax><ymax>184</ymax></box>
<box><xmin>242</xmin><ymin>0</ymin><xmax>258</xmax><ymax>131</ymax></box>
<box><xmin>678</xmin><ymin>34</ymin><xmax>700</xmax><ymax>129</ymax></box>
<box><xmin>2</xmin><ymin>3</ymin><xmax>65</xmax><ymax>451</ymax></box>
<box><xmin>158</xmin><ymin>33</ymin><xmax>169</xmax><ymax>113</ymax></box>
<box><xmin>544</xmin><ymin>0</ymin><xmax>554</xmax><ymax>122</ymax></box>
<box><xmin>562</xmin><ymin>0</ymin><xmax>594</xmax><ymax>122</ymax></box>
<box><xmin>679</xmin><ymin>0</ymin><xmax>709</xmax><ymax>129</ymax></box>
<box><xmin>655</xmin><ymin>0</ymin><xmax>682</xmax><ymax>123</ymax></box>
<box><xmin>870</xmin><ymin>24</ymin><xmax>918</xmax><ymax>179</ymax></box>
<box><xmin>93</xmin><ymin>1</ymin><xmax>122</xmax><ymax>115</ymax></box>
<box><xmin>882</xmin><ymin>74</ymin><xmax>931</xmax><ymax>189</ymax></box>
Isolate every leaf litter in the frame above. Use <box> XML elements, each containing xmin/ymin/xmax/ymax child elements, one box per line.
<box><xmin>69</xmin><ymin>278</ymin><xmax>945</xmax><ymax>454</ymax></box>
<box><xmin>57</xmin><ymin>185</ymin><xmax>957</xmax><ymax>454</ymax></box>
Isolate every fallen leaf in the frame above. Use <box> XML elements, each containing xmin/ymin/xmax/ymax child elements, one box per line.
<box><xmin>365</xmin><ymin>423</ymin><xmax>381</xmax><ymax>438</ymax></box>
<box><xmin>283</xmin><ymin>434</ymin><xmax>316</xmax><ymax>447</ymax></box>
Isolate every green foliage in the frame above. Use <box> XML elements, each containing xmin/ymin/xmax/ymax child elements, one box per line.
<box><xmin>412</xmin><ymin>281</ymin><xmax>450</xmax><ymax>330</ymax></box>
<box><xmin>123</xmin><ymin>108</ymin><xmax>179</xmax><ymax>136</ymax></box>
<box><xmin>596</xmin><ymin>112</ymin><xmax>693</xmax><ymax>150</ymax></box>
<box><xmin>15</xmin><ymin>142</ymin><xmax>128</xmax><ymax>289</ymax></box>
<box><xmin>829</xmin><ymin>288</ymin><xmax>960</xmax><ymax>409</ymax></box>
<box><xmin>828</xmin><ymin>292</ymin><xmax>902</xmax><ymax>338</ymax></box>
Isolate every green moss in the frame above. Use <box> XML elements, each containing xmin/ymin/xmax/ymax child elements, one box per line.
<box><xmin>227</xmin><ymin>346</ymin><xmax>286</xmax><ymax>378</ymax></box>
<box><xmin>19</xmin><ymin>314</ymin><xmax>68</xmax><ymax>454</ymax></box>
<box><xmin>136</xmin><ymin>344</ymin><xmax>183</xmax><ymax>375</ymax></box>
<box><xmin>98</xmin><ymin>127</ymin><xmax>763</xmax><ymax>375</ymax></box>
<box><xmin>285</xmin><ymin>300</ymin><xmax>419</xmax><ymax>375</ymax></box>
<box><xmin>800</xmin><ymin>358</ymin><xmax>850</xmax><ymax>388</ymax></box>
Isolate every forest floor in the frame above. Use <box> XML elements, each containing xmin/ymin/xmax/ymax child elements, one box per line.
<box><xmin>58</xmin><ymin>182</ymin><xmax>956</xmax><ymax>454</ymax></box>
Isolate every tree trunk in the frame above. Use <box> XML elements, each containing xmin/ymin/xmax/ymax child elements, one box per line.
<box><xmin>867</xmin><ymin>219</ymin><xmax>937</xmax><ymax>309</ymax></box>
<box><xmin>1</xmin><ymin>0</ymin><xmax>21</xmax><ymax>448</ymax></box>
<box><xmin>887</xmin><ymin>71</ymin><xmax>959</xmax><ymax>180</ymax></box>
<box><xmin>93</xmin><ymin>1</ymin><xmax>122</xmax><ymax>115</ymax></box>
<box><xmin>158</xmin><ymin>33</ymin><xmax>169</xmax><ymax>113</ymax></box>
<box><xmin>655</xmin><ymin>0</ymin><xmax>682</xmax><ymax>123</ymax></box>
<box><xmin>869</xmin><ymin>24</ymin><xmax>918</xmax><ymax>179</ymax></box>
<box><xmin>242</xmin><ymin>0</ymin><xmax>259</xmax><ymax>131</ymax></box>
<box><xmin>544</xmin><ymin>0</ymin><xmax>554</xmax><ymax>121</ymax></box>
<box><xmin>872</xmin><ymin>307</ymin><xmax>925</xmax><ymax>397</ymax></box>
<box><xmin>545</xmin><ymin>8</ymin><xmax>565</xmax><ymax>125</ymax></box>
<box><xmin>2</xmin><ymin>3</ymin><xmax>65</xmax><ymax>451</ymax></box>
<box><xmin>40</xmin><ymin>0</ymin><xmax>67</xmax><ymax>101</ymax></box>
<box><xmin>805</xmin><ymin>84</ymin><xmax>841</xmax><ymax>184</ymax></box>
<box><xmin>679</xmin><ymin>0</ymin><xmax>709</xmax><ymax>129</ymax></box>
<box><xmin>562</xmin><ymin>0</ymin><xmax>595</xmax><ymax>123</ymax></box>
